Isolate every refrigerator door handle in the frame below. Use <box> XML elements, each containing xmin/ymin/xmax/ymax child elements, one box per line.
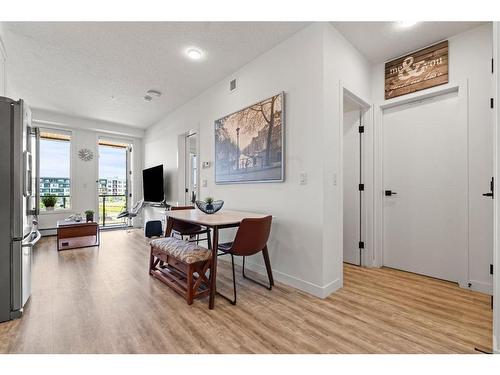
<box><xmin>22</xmin><ymin>229</ymin><xmax>41</xmax><ymax>248</ymax></box>
<box><xmin>33</xmin><ymin>127</ymin><xmax>40</xmax><ymax>216</ymax></box>
<box><xmin>23</xmin><ymin>150</ymin><xmax>32</xmax><ymax>197</ymax></box>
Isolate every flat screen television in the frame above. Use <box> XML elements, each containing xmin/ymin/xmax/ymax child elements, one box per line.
<box><xmin>142</xmin><ymin>165</ymin><xmax>164</xmax><ymax>203</ymax></box>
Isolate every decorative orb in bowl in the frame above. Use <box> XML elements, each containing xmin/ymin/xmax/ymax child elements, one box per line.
<box><xmin>195</xmin><ymin>200</ymin><xmax>224</xmax><ymax>214</ymax></box>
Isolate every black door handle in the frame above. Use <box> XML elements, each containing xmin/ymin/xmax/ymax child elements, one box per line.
<box><xmin>385</xmin><ymin>190</ymin><xmax>397</xmax><ymax>196</ymax></box>
<box><xmin>483</xmin><ymin>177</ymin><xmax>494</xmax><ymax>198</ymax></box>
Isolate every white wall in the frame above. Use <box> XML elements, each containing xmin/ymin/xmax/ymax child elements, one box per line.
<box><xmin>0</xmin><ymin>23</ymin><xmax>7</xmax><ymax>97</ymax></box>
<box><xmin>32</xmin><ymin>109</ymin><xmax>144</xmax><ymax>232</ymax></box>
<box><xmin>371</xmin><ymin>23</ymin><xmax>494</xmax><ymax>294</ymax></box>
<box><xmin>143</xmin><ymin>23</ymin><xmax>372</xmax><ymax>297</ymax></box>
<box><xmin>322</xmin><ymin>24</ymin><xmax>372</xmax><ymax>289</ymax></box>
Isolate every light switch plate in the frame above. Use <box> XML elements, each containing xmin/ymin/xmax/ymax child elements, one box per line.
<box><xmin>202</xmin><ymin>179</ymin><xmax>208</xmax><ymax>187</ymax></box>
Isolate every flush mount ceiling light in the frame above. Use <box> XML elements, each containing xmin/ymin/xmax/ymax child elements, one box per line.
<box><xmin>143</xmin><ymin>89</ymin><xmax>162</xmax><ymax>102</ymax></box>
<box><xmin>146</xmin><ymin>89</ymin><xmax>162</xmax><ymax>97</ymax></box>
<box><xmin>186</xmin><ymin>48</ymin><xmax>203</xmax><ymax>60</ymax></box>
<box><xmin>397</xmin><ymin>21</ymin><xmax>418</xmax><ymax>28</ymax></box>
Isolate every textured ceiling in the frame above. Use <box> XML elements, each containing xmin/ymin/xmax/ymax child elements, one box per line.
<box><xmin>332</xmin><ymin>21</ymin><xmax>486</xmax><ymax>64</ymax></box>
<box><xmin>3</xmin><ymin>22</ymin><xmax>308</xmax><ymax>128</ymax></box>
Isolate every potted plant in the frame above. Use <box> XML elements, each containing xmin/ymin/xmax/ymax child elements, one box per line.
<box><xmin>85</xmin><ymin>210</ymin><xmax>94</xmax><ymax>223</ymax></box>
<box><xmin>41</xmin><ymin>195</ymin><xmax>57</xmax><ymax>211</ymax></box>
<box><xmin>205</xmin><ymin>197</ymin><xmax>214</xmax><ymax>211</ymax></box>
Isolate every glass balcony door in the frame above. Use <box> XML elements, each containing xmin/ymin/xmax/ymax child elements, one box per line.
<box><xmin>98</xmin><ymin>139</ymin><xmax>130</xmax><ymax>227</ymax></box>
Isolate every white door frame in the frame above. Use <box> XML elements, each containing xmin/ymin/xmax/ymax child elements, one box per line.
<box><xmin>177</xmin><ymin>129</ymin><xmax>200</xmax><ymax>205</ymax></box>
<box><xmin>373</xmin><ymin>80</ymin><xmax>469</xmax><ymax>288</ymax></box>
<box><xmin>492</xmin><ymin>21</ymin><xmax>499</xmax><ymax>354</ymax></box>
<box><xmin>339</xmin><ymin>82</ymin><xmax>372</xmax><ymax>267</ymax></box>
<box><xmin>95</xmin><ymin>134</ymin><xmax>133</xmax><ymax>226</ymax></box>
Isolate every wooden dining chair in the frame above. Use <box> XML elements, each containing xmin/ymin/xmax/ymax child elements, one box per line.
<box><xmin>217</xmin><ymin>215</ymin><xmax>274</xmax><ymax>305</ymax></box>
<box><xmin>169</xmin><ymin>206</ymin><xmax>211</xmax><ymax>249</ymax></box>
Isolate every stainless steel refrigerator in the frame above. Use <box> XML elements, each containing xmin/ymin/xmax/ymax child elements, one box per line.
<box><xmin>0</xmin><ymin>96</ymin><xmax>40</xmax><ymax>323</ymax></box>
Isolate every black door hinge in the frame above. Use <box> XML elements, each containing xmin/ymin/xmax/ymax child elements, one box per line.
<box><xmin>358</xmin><ymin>126</ymin><xmax>364</xmax><ymax>133</ymax></box>
<box><xmin>490</xmin><ymin>264</ymin><xmax>494</xmax><ymax>275</ymax></box>
<box><xmin>491</xmin><ymin>98</ymin><xmax>494</xmax><ymax>109</ymax></box>
<box><xmin>358</xmin><ymin>183</ymin><xmax>364</xmax><ymax>191</ymax></box>
<box><xmin>492</xmin><ymin>58</ymin><xmax>494</xmax><ymax>74</ymax></box>
<box><xmin>358</xmin><ymin>241</ymin><xmax>365</xmax><ymax>249</ymax></box>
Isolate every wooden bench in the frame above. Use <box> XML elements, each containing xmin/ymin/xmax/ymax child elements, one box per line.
<box><xmin>149</xmin><ymin>237</ymin><xmax>212</xmax><ymax>305</ymax></box>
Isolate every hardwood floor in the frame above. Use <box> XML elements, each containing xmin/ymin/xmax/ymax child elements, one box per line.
<box><xmin>0</xmin><ymin>229</ymin><xmax>492</xmax><ymax>353</ymax></box>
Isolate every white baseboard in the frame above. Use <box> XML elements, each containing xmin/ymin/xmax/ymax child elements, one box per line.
<box><xmin>467</xmin><ymin>279</ymin><xmax>493</xmax><ymax>295</ymax></box>
<box><xmin>236</xmin><ymin>259</ymin><xmax>341</xmax><ymax>299</ymax></box>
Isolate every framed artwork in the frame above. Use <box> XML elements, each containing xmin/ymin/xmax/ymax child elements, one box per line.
<box><xmin>385</xmin><ymin>41</ymin><xmax>448</xmax><ymax>99</ymax></box>
<box><xmin>215</xmin><ymin>92</ymin><xmax>284</xmax><ymax>184</ymax></box>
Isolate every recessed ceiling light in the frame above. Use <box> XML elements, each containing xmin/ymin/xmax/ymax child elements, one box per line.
<box><xmin>186</xmin><ymin>48</ymin><xmax>203</xmax><ymax>60</ymax></box>
<box><xmin>397</xmin><ymin>21</ymin><xmax>418</xmax><ymax>28</ymax></box>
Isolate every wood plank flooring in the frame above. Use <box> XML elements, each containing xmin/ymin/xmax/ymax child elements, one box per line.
<box><xmin>0</xmin><ymin>229</ymin><xmax>492</xmax><ymax>353</ymax></box>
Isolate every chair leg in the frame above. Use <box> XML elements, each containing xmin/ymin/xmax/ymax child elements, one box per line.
<box><xmin>242</xmin><ymin>247</ymin><xmax>273</xmax><ymax>290</ymax></box>
<box><xmin>216</xmin><ymin>253</ymin><xmax>237</xmax><ymax>305</ymax></box>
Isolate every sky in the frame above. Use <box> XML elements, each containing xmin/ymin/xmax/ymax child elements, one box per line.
<box><xmin>99</xmin><ymin>146</ymin><xmax>126</xmax><ymax>179</ymax></box>
<box><xmin>40</xmin><ymin>139</ymin><xmax>70</xmax><ymax>177</ymax></box>
<box><xmin>40</xmin><ymin>139</ymin><xmax>126</xmax><ymax>179</ymax></box>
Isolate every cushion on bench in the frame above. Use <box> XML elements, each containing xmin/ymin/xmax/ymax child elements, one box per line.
<box><xmin>150</xmin><ymin>237</ymin><xmax>211</xmax><ymax>264</ymax></box>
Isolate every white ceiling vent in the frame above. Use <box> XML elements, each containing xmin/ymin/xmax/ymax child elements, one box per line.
<box><xmin>229</xmin><ymin>79</ymin><xmax>237</xmax><ymax>92</ymax></box>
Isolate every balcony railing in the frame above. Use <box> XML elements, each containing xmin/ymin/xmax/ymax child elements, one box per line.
<box><xmin>99</xmin><ymin>194</ymin><xmax>127</xmax><ymax>227</ymax></box>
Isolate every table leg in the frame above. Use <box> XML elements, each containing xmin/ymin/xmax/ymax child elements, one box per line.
<box><xmin>209</xmin><ymin>226</ymin><xmax>218</xmax><ymax>309</ymax></box>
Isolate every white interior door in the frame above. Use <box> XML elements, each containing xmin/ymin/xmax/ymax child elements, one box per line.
<box><xmin>343</xmin><ymin>107</ymin><xmax>361</xmax><ymax>265</ymax></box>
<box><xmin>382</xmin><ymin>89</ymin><xmax>467</xmax><ymax>283</ymax></box>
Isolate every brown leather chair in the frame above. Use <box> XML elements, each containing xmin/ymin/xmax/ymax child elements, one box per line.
<box><xmin>169</xmin><ymin>206</ymin><xmax>211</xmax><ymax>249</ymax></box>
<box><xmin>217</xmin><ymin>215</ymin><xmax>274</xmax><ymax>305</ymax></box>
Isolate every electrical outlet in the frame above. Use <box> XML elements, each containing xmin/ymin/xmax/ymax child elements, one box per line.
<box><xmin>202</xmin><ymin>179</ymin><xmax>208</xmax><ymax>188</ymax></box>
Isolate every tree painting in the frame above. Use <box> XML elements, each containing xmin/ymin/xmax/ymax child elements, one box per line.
<box><xmin>215</xmin><ymin>93</ymin><xmax>284</xmax><ymax>183</ymax></box>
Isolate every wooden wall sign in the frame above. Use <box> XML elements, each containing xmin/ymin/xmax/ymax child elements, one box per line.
<box><xmin>385</xmin><ymin>40</ymin><xmax>448</xmax><ymax>100</ymax></box>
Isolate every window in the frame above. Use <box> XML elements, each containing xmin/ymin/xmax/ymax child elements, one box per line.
<box><xmin>39</xmin><ymin>130</ymin><xmax>71</xmax><ymax>211</ymax></box>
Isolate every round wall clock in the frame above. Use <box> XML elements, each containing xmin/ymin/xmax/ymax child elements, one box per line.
<box><xmin>78</xmin><ymin>148</ymin><xmax>94</xmax><ymax>162</ymax></box>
